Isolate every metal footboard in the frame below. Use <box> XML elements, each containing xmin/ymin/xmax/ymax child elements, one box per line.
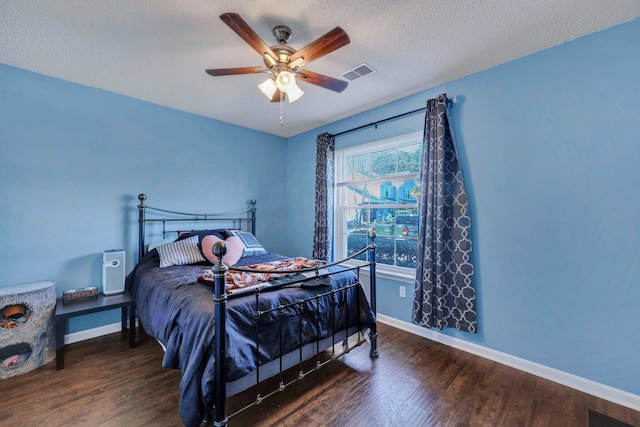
<box><xmin>208</xmin><ymin>231</ymin><xmax>378</xmax><ymax>426</ymax></box>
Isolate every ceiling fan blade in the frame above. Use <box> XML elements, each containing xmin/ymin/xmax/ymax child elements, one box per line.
<box><xmin>206</xmin><ymin>67</ymin><xmax>266</xmax><ymax>76</ymax></box>
<box><xmin>288</xmin><ymin>27</ymin><xmax>350</xmax><ymax>67</ymax></box>
<box><xmin>220</xmin><ymin>13</ymin><xmax>278</xmax><ymax>63</ymax></box>
<box><xmin>296</xmin><ymin>70</ymin><xmax>348</xmax><ymax>93</ymax></box>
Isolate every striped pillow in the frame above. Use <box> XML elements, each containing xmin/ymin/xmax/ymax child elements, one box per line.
<box><xmin>157</xmin><ymin>235</ymin><xmax>206</xmax><ymax>268</ymax></box>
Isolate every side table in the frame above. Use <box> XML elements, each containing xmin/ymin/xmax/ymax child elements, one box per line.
<box><xmin>55</xmin><ymin>290</ymin><xmax>136</xmax><ymax>370</ymax></box>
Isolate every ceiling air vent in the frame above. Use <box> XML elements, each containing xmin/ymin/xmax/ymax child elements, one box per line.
<box><xmin>341</xmin><ymin>63</ymin><xmax>376</xmax><ymax>82</ymax></box>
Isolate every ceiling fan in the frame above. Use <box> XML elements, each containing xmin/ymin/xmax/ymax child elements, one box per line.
<box><xmin>206</xmin><ymin>13</ymin><xmax>350</xmax><ymax>104</ymax></box>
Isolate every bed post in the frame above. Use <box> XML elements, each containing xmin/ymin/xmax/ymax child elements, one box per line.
<box><xmin>211</xmin><ymin>242</ymin><xmax>229</xmax><ymax>427</ymax></box>
<box><xmin>249</xmin><ymin>199</ymin><xmax>257</xmax><ymax>234</ymax></box>
<box><xmin>137</xmin><ymin>194</ymin><xmax>146</xmax><ymax>262</ymax></box>
<box><xmin>367</xmin><ymin>229</ymin><xmax>379</xmax><ymax>358</ymax></box>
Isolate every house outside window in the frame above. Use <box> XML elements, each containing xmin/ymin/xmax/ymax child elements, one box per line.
<box><xmin>334</xmin><ymin>131</ymin><xmax>422</xmax><ymax>279</ymax></box>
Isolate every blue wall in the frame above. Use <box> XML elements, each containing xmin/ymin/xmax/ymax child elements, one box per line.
<box><xmin>0</xmin><ymin>64</ymin><xmax>287</xmax><ymax>332</ymax></box>
<box><xmin>286</xmin><ymin>19</ymin><xmax>640</xmax><ymax>396</ymax></box>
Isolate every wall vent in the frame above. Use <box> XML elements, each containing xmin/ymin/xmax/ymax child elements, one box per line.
<box><xmin>341</xmin><ymin>63</ymin><xmax>376</xmax><ymax>82</ymax></box>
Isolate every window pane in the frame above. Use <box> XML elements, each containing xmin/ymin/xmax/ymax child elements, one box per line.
<box><xmin>396</xmin><ymin>238</ymin><xmax>418</xmax><ymax>268</ymax></box>
<box><xmin>375</xmin><ymin>179</ymin><xmax>420</xmax><ymax>204</ymax></box>
<box><xmin>346</xmin><ymin>152</ymin><xmax>373</xmax><ymax>180</ymax></box>
<box><xmin>378</xmin><ymin>181</ymin><xmax>398</xmax><ymax>204</ymax></box>
<box><xmin>347</xmin><ymin>233</ymin><xmax>368</xmax><ymax>261</ymax></box>
<box><xmin>398</xmin><ymin>144</ymin><xmax>422</xmax><ymax>174</ymax></box>
<box><xmin>343</xmin><ymin>207</ymin><xmax>418</xmax><ymax>268</ymax></box>
<box><xmin>375</xmin><ymin>236</ymin><xmax>396</xmax><ymax>265</ymax></box>
<box><xmin>370</xmin><ymin>148</ymin><xmax>397</xmax><ymax>179</ymax></box>
<box><xmin>370</xmin><ymin>237</ymin><xmax>418</xmax><ymax>269</ymax></box>
<box><xmin>342</xmin><ymin>184</ymin><xmax>370</xmax><ymax>206</ymax></box>
<box><xmin>370</xmin><ymin>208</ymin><xmax>418</xmax><ymax>237</ymax></box>
<box><xmin>345</xmin><ymin>208</ymin><xmax>374</xmax><ymax>233</ymax></box>
<box><xmin>345</xmin><ymin>207</ymin><xmax>373</xmax><ymax>262</ymax></box>
<box><xmin>402</xmin><ymin>179</ymin><xmax>420</xmax><ymax>204</ymax></box>
<box><xmin>395</xmin><ymin>208</ymin><xmax>419</xmax><ymax>237</ymax></box>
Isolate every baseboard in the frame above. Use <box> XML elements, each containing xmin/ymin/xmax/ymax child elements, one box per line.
<box><xmin>64</xmin><ymin>322</ymin><xmax>121</xmax><ymax>345</ymax></box>
<box><xmin>377</xmin><ymin>314</ymin><xmax>640</xmax><ymax>412</ymax></box>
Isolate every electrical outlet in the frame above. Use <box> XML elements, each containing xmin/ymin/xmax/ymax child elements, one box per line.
<box><xmin>399</xmin><ymin>285</ymin><xmax>406</xmax><ymax>298</ymax></box>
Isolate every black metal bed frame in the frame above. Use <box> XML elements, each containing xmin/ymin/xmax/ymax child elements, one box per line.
<box><xmin>136</xmin><ymin>194</ymin><xmax>378</xmax><ymax>426</ymax></box>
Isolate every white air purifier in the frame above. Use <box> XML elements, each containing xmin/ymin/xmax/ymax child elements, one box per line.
<box><xmin>102</xmin><ymin>250</ymin><xmax>125</xmax><ymax>295</ymax></box>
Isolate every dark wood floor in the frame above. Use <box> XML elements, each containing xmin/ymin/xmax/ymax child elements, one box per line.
<box><xmin>1</xmin><ymin>323</ymin><xmax>638</xmax><ymax>427</ymax></box>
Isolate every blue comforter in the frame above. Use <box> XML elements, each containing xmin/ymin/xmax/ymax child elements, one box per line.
<box><xmin>127</xmin><ymin>250</ymin><xmax>375</xmax><ymax>427</ymax></box>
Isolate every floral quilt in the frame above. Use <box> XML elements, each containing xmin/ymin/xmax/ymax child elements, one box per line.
<box><xmin>199</xmin><ymin>257</ymin><xmax>328</xmax><ymax>296</ymax></box>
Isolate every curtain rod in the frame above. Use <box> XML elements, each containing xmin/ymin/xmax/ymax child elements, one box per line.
<box><xmin>330</xmin><ymin>107</ymin><xmax>425</xmax><ymax>138</ymax></box>
<box><xmin>330</xmin><ymin>95</ymin><xmax>458</xmax><ymax>138</ymax></box>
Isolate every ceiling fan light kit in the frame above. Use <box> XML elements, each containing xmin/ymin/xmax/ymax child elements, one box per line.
<box><xmin>276</xmin><ymin>71</ymin><xmax>295</xmax><ymax>91</ymax></box>
<box><xmin>257</xmin><ymin>78</ymin><xmax>278</xmax><ymax>99</ymax></box>
<box><xmin>206</xmin><ymin>13</ymin><xmax>350</xmax><ymax>122</ymax></box>
<box><xmin>285</xmin><ymin>83</ymin><xmax>304</xmax><ymax>103</ymax></box>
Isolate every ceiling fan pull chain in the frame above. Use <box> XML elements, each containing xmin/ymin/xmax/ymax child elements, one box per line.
<box><xmin>279</xmin><ymin>91</ymin><xmax>285</xmax><ymax>126</ymax></box>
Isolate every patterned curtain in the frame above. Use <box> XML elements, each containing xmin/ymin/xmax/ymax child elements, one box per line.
<box><xmin>312</xmin><ymin>132</ymin><xmax>335</xmax><ymax>261</ymax></box>
<box><xmin>412</xmin><ymin>94</ymin><xmax>477</xmax><ymax>333</ymax></box>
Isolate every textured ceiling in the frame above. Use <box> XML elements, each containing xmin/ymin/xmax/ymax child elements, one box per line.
<box><xmin>1</xmin><ymin>1</ymin><xmax>639</xmax><ymax>137</ymax></box>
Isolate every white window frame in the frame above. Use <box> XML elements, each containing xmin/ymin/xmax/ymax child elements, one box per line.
<box><xmin>334</xmin><ymin>131</ymin><xmax>422</xmax><ymax>283</ymax></box>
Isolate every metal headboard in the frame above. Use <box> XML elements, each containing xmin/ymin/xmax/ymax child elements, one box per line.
<box><xmin>137</xmin><ymin>193</ymin><xmax>256</xmax><ymax>262</ymax></box>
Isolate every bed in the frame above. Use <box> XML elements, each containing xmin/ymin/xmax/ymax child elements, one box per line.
<box><xmin>126</xmin><ymin>194</ymin><xmax>378</xmax><ymax>427</ymax></box>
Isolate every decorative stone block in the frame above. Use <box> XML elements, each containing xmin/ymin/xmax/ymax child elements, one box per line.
<box><xmin>0</xmin><ymin>282</ymin><xmax>56</xmax><ymax>379</ymax></box>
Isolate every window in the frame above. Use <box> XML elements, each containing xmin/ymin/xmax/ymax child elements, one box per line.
<box><xmin>334</xmin><ymin>131</ymin><xmax>422</xmax><ymax>277</ymax></box>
